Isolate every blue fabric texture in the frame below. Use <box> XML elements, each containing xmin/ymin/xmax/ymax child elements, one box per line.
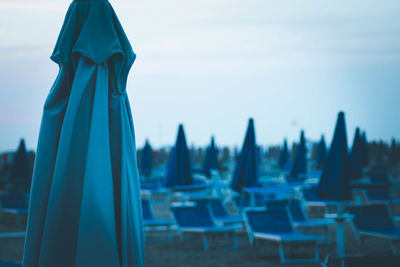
<box><xmin>140</xmin><ymin>140</ymin><xmax>153</xmax><ymax>176</ymax></box>
<box><xmin>349</xmin><ymin>128</ymin><xmax>363</xmax><ymax>179</ymax></box>
<box><xmin>317</xmin><ymin>112</ymin><xmax>351</xmax><ymax>201</ymax></box>
<box><xmin>245</xmin><ymin>209</ymin><xmax>293</xmax><ymax>234</ymax></box>
<box><xmin>348</xmin><ymin>204</ymin><xmax>396</xmax><ymax>232</ymax></box>
<box><xmin>23</xmin><ymin>1</ymin><xmax>144</xmax><ymax>266</ymax></box>
<box><xmin>290</xmin><ymin>130</ymin><xmax>307</xmax><ymax>179</ymax></box>
<box><xmin>171</xmin><ymin>204</ymin><xmax>214</xmax><ymax>228</ymax></box>
<box><xmin>203</xmin><ymin>137</ymin><xmax>219</xmax><ymax>177</ymax></box>
<box><xmin>230</xmin><ymin>119</ymin><xmax>259</xmax><ymax>192</ymax></box>
<box><xmin>164</xmin><ymin>125</ymin><xmax>193</xmax><ymax>187</ymax></box>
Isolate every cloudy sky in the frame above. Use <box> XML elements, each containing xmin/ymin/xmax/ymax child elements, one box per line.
<box><xmin>0</xmin><ymin>0</ymin><xmax>399</xmax><ymax>151</ymax></box>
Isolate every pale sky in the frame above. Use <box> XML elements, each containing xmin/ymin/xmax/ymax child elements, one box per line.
<box><xmin>0</xmin><ymin>0</ymin><xmax>400</xmax><ymax>151</ymax></box>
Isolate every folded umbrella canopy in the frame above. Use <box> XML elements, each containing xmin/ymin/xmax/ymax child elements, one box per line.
<box><xmin>23</xmin><ymin>1</ymin><xmax>144</xmax><ymax>266</ymax></box>
<box><xmin>360</xmin><ymin>131</ymin><xmax>370</xmax><ymax>168</ymax></box>
<box><xmin>140</xmin><ymin>140</ymin><xmax>153</xmax><ymax>176</ymax></box>
<box><xmin>164</xmin><ymin>124</ymin><xmax>193</xmax><ymax>187</ymax></box>
<box><xmin>349</xmin><ymin>127</ymin><xmax>363</xmax><ymax>179</ymax></box>
<box><xmin>203</xmin><ymin>136</ymin><xmax>219</xmax><ymax>177</ymax></box>
<box><xmin>230</xmin><ymin>118</ymin><xmax>259</xmax><ymax>192</ymax></box>
<box><xmin>290</xmin><ymin>130</ymin><xmax>307</xmax><ymax>179</ymax></box>
<box><xmin>317</xmin><ymin>111</ymin><xmax>351</xmax><ymax>201</ymax></box>
<box><xmin>278</xmin><ymin>139</ymin><xmax>289</xmax><ymax>170</ymax></box>
<box><xmin>315</xmin><ymin>135</ymin><xmax>327</xmax><ymax>169</ymax></box>
<box><xmin>9</xmin><ymin>139</ymin><xmax>31</xmax><ymax>190</ymax></box>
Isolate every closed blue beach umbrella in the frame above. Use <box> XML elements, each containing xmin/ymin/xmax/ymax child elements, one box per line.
<box><xmin>349</xmin><ymin>128</ymin><xmax>363</xmax><ymax>179</ymax></box>
<box><xmin>203</xmin><ymin>136</ymin><xmax>219</xmax><ymax>177</ymax></box>
<box><xmin>360</xmin><ymin>131</ymin><xmax>370</xmax><ymax>168</ymax></box>
<box><xmin>23</xmin><ymin>1</ymin><xmax>144</xmax><ymax>266</ymax></box>
<box><xmin>230</xmin><ymin>118</ymin><xmax>259</xmax><ymax>192</ymax></box>
<box><xmin>164</xmin><ymin>124</ymin><xmax>193</xmax><ymax>187</ymax></box>
<box><xmin>278</xmin><ymin>139</ymin><xmax>289</xmax><ymax>169</ymax></box>
<box><xmin>140</xmin><ymin>140</ymin><xmax>153</xmax><ymax>176</ymax></box>
<box><xmin>318</xmin><ymin>112</ymin><xmax>351</xmax><ymax>201</ymax></box>
<box><xmin>9</xmin><ymin>139</ymin><xmax>31</xmax><ymax>187</ymax></box>
<box><xmin>316</xmin><ymin>135</ymin><xmax>327</xmax><ymax>169</ymax></box>
<box><xmin>290</xmin><ymin>130</ymin><xmax>307</xmax><ymax>179</ymax></box>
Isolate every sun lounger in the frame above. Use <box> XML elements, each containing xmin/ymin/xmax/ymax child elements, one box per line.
<box><xmin>244</xmin><ymin>208</ymin><xmax>323</xmax><ymax>263</ymax></box>
<box><xmin>170</xmin><ymin>202</ymin><xmax>240</xmax><ymax>250</ymax></box>
<box><xmin>142</xmin><ymin>199</ymin><xmax>174</xmax><ymax>242</ymax></box>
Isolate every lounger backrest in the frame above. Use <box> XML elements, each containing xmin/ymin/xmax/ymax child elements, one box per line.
<box><xmin>366</xmin><ymin>189</ymin><xmax>391</xmax><ymax>201</ymax></box>
<box><xmin>141</xmin><ymin>199</ymin><xmax>154</xmax><ymax>220</ymax></box>
<box><xmin>171</xmin><ymin>204</ymin><xmax>214</xmax><ymax>228</ymax></box>
<box><xmin>0</xmin><ymin>194</ymin><xmax>28</xmax><ymax>209</ymax></box>
<box><xmin>245</xmin><ymin>209</ymin><xmax>293</xmax><ymax>234</ymax></box>
<box><xmin>348</xmin><ymin>204</ymin><xmax>396</xmax><ymax>231</ymax></box>
<box><xmin>233</xmin><ymin>194</ymin><xmax>264</xmax><ymax>209</ymax></box>
<box><xmin>288</xmin><ymin>200</ymin><xmax>307</xmax><ymax>222</ymax></box>
<box><xmin>210</xmin><ymin>198</ymin><xmax>228</xmax><ymax>218</ymax></box>
<box><xmin>265</xmin><ymin>200</ymin><xmax>289</xmax><ymax>210</ymax></box>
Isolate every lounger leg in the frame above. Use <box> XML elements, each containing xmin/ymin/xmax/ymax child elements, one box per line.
<box><xmin>279</xmin><ymin>243</ymin><xmax>286</xmax><ymax>263</ymax></box>
<box><xmin>314</xmin><ymin>241</ymin><xmax>319</xmax><ymax>262</ymax></box>
<box><xmin>202</xmin><ymin>233</ymin><xmax>209</xmax><ymax>251</ymax></box>
<box><xmin>232</xmin><ymin>232</ymin><xmax>238</xmax><ymax>250</ymax></box>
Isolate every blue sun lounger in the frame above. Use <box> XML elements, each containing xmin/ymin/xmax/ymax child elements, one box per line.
<box><xmin>170</xmin><ymin>203</ymin><xmax>240</xmax><ymax>250</ymax></box>
<box><xmin>142</xmin><ymin>199</ymin><xmax>174</xmax><ymax>241</ymax></box>
<box><xmin>266</xmin><ymin>199</ymin><xmax>334</xmax><ymax>243</ymax></box>
<box><xmin>244</xmin><ymin>208</ymin><xmax>323</xmax><ymax>263</ymax></box>
<box><xmin>348</xmin><ymin>204</ymin><xmax>400</xmax><ymax>254</ymax></box>
<box><xmin>0</xmin><ymin>193</ymin><xmax>29</xmax><ymax>226</ymax></box>
<box><xmin>209</xmin><ymin>198</ymin><xmax>243</xmax><ymax>225</ymax></box>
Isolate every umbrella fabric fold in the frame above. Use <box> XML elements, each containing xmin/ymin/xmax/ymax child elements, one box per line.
<box><xmin>230</xmin><ymin>119</ymin><xmax>259</xmax><ymax>192</ymax></box>
<box><xmin>317</xmin><ymin>112</ymin><xmax>351</xmax><ymax>201</ymax></box>
<box><xmin>349</xmin><ymin>128</ymin><xmax>363</xmax><ymax>179</ymax></box>
<box><xmin>23</xmin><ymin>1</ymin><xmax>144</xmax><ymax>267</ymax></box>
<box><xmin>203</xmin><ymin>136</ymin><xmax>219</xmax><ymax>177</ymax></box>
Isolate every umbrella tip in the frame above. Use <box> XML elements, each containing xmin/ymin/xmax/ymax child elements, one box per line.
<box><xmin>338</xmin><ymin>111</ymin><xmax>345</xmax><ymax>118</ymax></box>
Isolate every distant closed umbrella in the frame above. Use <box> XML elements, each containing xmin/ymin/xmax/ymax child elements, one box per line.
<box><xmin>278</xmin><ymin>139</ymin><xmax>289</xmax><ymax>169</ymax></box>
<box><xmin>203</xmin><ymin>136</ymin><xmax>219</xmax><ymax>177</ymax></box>
<box><xmin>230</xmin><ymin>118</ymin><xmax>259</xmax><ymax>192</ymax></box>
<box><xmin>349</xmin><ymin>128</ymin><xmax>363</xmax><ymax>179</ymax></box>
<box><xmin>140</xmin><ymin>140</ymin><xmax>153</xmax><ymax>176</ymax></box>
<box><xmin>164</xmin><ymin>124</ymin><xmax>193</xmax><ymax>187</ymax></box>
<box><xmin>290</xmin><ymin>130</ymin><xmax>307</xmax><ymax>179</ymax></box>
<box><xmin>388</xmin><ymin>139</ymin><xmax>399</xmax><ymax>166</ymax></box>
<box><xmin>318</xmin><ymin>112</ymin><xmax>351</xmax><ymax>201</ymax></box>
<box><xmin>9</xmin><ymin>139</ymin><xmax>31</xmax><ymax>187</ymax></box>
<box><xmin>316</xmin><ymin>135</ymin><xmax>327</xmax><ymax>169</ymax></box>
<box><xmin>23</xmin><ymin>1</ymin><xmax>144</xmax><ymax>266</ymax></box>
<box><xmin>360</xmin><ymin>131</ymin><xmax>370</xmax><ymax>168</ymax></box>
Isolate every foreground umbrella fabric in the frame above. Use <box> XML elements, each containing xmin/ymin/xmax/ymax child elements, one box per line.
<box><xmin>317</xmin><ymin>112</ymin><xmax>351</xmax><ymax>201</ymax></box>
<box><xmin>230</xmin><ymin>119</ymin><xmax>259</xmax><ymax>192</ymax></box>
<box><xmin>164</xmin><ymin>125</ymin><xmax>193</xmax><ymax>187</ymax></box>
<box><xmin>23</xmin><ymin>1</ymin><xmax>144</xmax><ymax>266</ymax></box>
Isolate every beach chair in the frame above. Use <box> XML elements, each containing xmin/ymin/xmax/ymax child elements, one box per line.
<box><xmin>209</xmin><ymin>198</ymin><xmax>243</xmax><ymax>225</ymax></box>
<box><xmin>244</xmin><ymin>208</ymin><xmax>323</xmax><ymax>263</ymax></box>
<box><xmin>348</xmin><ymin>204</ymin><xmax>400</xmax><ymax>254</ymax></box>
<box><xmin>170</xmin><ymin>203</ymin><xmax>240</xmax><ymax>250</ymax></box>
<box><xmin>142</xmin><ymin>199</ymin><xmax>174</xmax><ymax>242</ymax></box>
<box><xmin>266</xmin><ymin>199</ymin><xmax>333</xmax><ymax>243</ymax></box>
<box><xmin>322</xmin><ymin>254</ymin><xmax>400</xmax><ymax>267</ymax></box>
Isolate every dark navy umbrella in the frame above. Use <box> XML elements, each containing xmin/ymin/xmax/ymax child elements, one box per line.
<box><xmin>290</xmin><ymin>130</ymin><xmax>307</xmax><ymax>179</ymax></box>
<box><xmin>203</xmin><ymin>136</ymin><xmax>219</xmax><ymax>177</ymax></box>
<box><xmin>140</xmin><ymin>140</ymin><xmax>153</xmax><ymax>176</ymax></box>
<box><xmin>318</xmin><ymin>112</ymin><xmax>351</xmax><ymax>201</ymax></box>
<box><xmin>360</xmin><ymin>131</ymin><xmax>370</xmax><ymax>168</ymax></box>
<box><xmin>388</xmin><ymin>139</ymin><xmax>399</xmax><ymax>166</ymax></box>
<box><xmin>230</xmin><ymin>118</ymin><xmax>259</xmax><ymax>192</ymax></box>
<box><xmin>278</xmin><ymin>139</ymin><xmax>289</xmax><ymax>170</ymax></box>
<box><xmin>316</xmin><ymin>135</ymin><xmax>327</xmax><ymax>169</ymax></box>
<box><xmin>349</xmin><ymin>128</ymin><xmax>363</xmax><ymax>179</ymax></box>
<box><xmin>164</xmin><ymin>124</ymin><xmax>193</xmax><ymax>187</ymax></box>
<box><xmin>9</xmin><ymin>139</ymin><xmax>31</xmax><ymax>188</ymax></box>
